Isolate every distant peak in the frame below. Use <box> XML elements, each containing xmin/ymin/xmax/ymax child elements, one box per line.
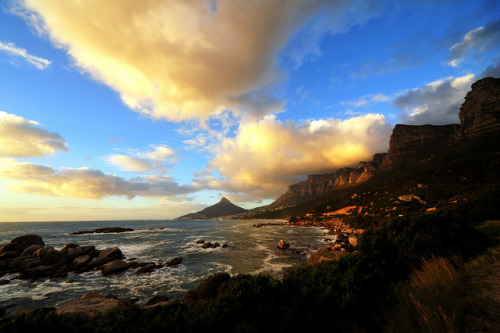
<box><xmin>219</xmin><ymin>197</ymin><xmax>231</xmax><ymax>204</ymax></box>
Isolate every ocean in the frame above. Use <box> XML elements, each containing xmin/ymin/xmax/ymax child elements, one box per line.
<box><xmin>0</xmin><ymin>219</ymin><xmax>328</xmax><ymax>313</ymax></box>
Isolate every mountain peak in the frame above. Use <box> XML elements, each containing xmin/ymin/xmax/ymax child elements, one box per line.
<box><xmin>219</xmin><ymin>197</ymin><xmax>231</xmax><ymax>204</ymax></box>
<box><xmin>175</xmin><ymin>197</ymin><xmax>247</xmax><ymax>220</ymax></box>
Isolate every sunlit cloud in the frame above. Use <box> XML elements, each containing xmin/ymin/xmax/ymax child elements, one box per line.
<box><xmin>0</xmin><ymin>111</ymin><xmax>68</xmax><ymax>157</ymax></box>
<box><xmin>104</xmin><ymin>144</ymin><xmax>177</xmax><ymax>175</ymax></box>
<box><xmin>203</xmin><ymin>114</ymin><xmax>392</xmax><ymax>199</ymax></box>
<box><xmin>393</xmin><ymin>74</ymin><xmax>476</xmax><ymax>125</ymax></box>
<box><xmin>447</xmin><ymin>18</ymin><xmax>500</xmax><ymax>67</ymax></box>
<box><xmin>16</xmin><ymin>0</ymin><xmax>383</xmax><ymax>122</ymax></box>
<box><xmin>0</xmin><ymin>40</ymin><xmax>51</xmax><ymax>69</ymax></box>
<box><xmin>0</xmin><ymin>162</ymin><xmax>196</xmax><ymax>200</ymax></box>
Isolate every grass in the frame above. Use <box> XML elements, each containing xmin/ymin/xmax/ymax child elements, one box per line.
<box><xmin>385</xmin><ymin>221</ymin><xmax>500</xmax><ymax>333</ymax></box>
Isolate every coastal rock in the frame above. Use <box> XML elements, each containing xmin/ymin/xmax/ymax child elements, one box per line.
<box><xmin>20</xmin><ymin>245</ymin><xmax>43</xmax><ymax>257</ymax></box>
<box><xmin>165</xmin><ymin>257</ymin><xmax>183</xmax><ymax>266</ymax></box>
<box><xmin>70</xmin><ymin>227</ymin><xmax>134</xmax><ymax>235</ymax></box>
<box><xmin>102</xmin><ymin>259</ymin><xmax>129</xmax><ymax>275</ymax></box>
<box><xmin>307</xmin><ymin>246</ymin><xmax>347</xmax><ymax>265</ymax></box>
<box><xmin>348</xmin><ymin>237</ymin><xmax>358</xmax><ymax>247</ymax></box>
<box><xmin>0</xmin><ymin>243</ymin><xmax>23</xmax><ymax>256</ymax></box>
<box><xmin>135</xmin><ymin>263</ymin><xmax>156</xmax><ymax>275</ymax></box>
<box><xmin>92</xmin><ymin>247</ymin><xmax>123</xmax><ymax>266</ymax></box>
<box><xmin>277</xmin><ymin>240</ymin><xmax>289</xmax><ymax>249</ymax></box>
<box><xmin>61</xmin><ymin>244</ymin><xmax>79</xmax><ymax>252</ymax></box>
<box><xmin>143</xmin><ymin>295</ymin><xmax>170</xmax><ymax>308</ymax></box>
<box><xmin>10</xmin><ymin>234</ymin><xmax>45</xmax><ymax>248</ymax></box>
<box><xmin>57</xmin><ymin>292</ymin><xmax>136</xmax><ymax>316</ymax></box>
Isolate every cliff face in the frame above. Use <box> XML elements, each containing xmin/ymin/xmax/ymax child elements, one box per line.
<box><xmin>265</xmin><ymin>77</ymin><xmax>500</xmax><ymax>210</ymax></box>
<box><xmin>456</xmin><ymin>77</ymin><xmax>500</xmax><ymax>139</ymax></box>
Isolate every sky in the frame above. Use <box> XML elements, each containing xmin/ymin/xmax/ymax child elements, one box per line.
<box><xmin>1</xmin><ymin>0</ymin><xmax>499</xmax><ymax>222</ymax></box>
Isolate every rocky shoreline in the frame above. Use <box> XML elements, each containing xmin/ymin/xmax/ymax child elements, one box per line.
<box><xmin>285</xmin><ymin>217</ymin><xmax>364</xmax><ymax>265</ymax></box>
<box><xmin>0</xmin><ymin>234</ymin><xmax>183</xmax><ymax>279</ymax></box>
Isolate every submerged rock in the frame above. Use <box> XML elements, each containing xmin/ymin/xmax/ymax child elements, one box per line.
<box><xmin>277</xmin><ymin>240</ymin><xmax>289</xmax><ymax>249</ymax></box>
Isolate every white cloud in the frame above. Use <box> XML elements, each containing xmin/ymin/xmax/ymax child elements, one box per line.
<box><xmin>16</xmin><ymin>0</ymin><xmax>383</xmax><ymax>122</ymax></box>
<box><xmin>0</xmin><ymin>41</ymin><xmax>51</xmax><ymax>69</ymax></box>
<box><xmin>342</xmin><ymin>93</ymin><xmax>390</xmax><ymax>108</ymax></box>
<box><xmin>447</xmin><ymin>18</ymin><xmax>500</xmax><ymax>67</ymax></box>
<box><xmin>393</xmin><ymin>74</ymin><xmax>476</xmax><ymax>125</ymax></box>
<box><xmin>0</xmin><ymin>111</ymin><xmax>68</xmax><ymax>157</ymax></box>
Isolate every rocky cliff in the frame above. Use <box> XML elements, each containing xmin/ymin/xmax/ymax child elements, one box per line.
<box><xmin>264</xmin><ymin>77</ymin><xmax>500</xmax><ymax>210</ymax></box>
<box><xmin>176</xmin><ymin>197</ymin><xmax>247</xmax><ymax>220</ymax></box>
<box><xmin>456</xmin><ymin>77</ymin><xmax>500</xmax><ymax>139</ymax></box>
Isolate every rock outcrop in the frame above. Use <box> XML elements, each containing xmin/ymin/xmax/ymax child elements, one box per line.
<box><xmin>176</xmin><ymin>197</ymin><xmax>247</xmax><ymax>220</ymax></box>
<box><xmin>262</xmin><ymin>77</ymin><xmax>500</xmax><ymax>210</ymax></box>
<box><xmin>456</xmin><ymin>77</ymin><xmax>500</xmax><ymax>138</ymax></box>
<box><xmin>56</xmin><ymin>292</ymin><xmax>136</xmax><ymax>316</ymax></box>
<box><xmin>70</xmin><ymin>227</ymin><xmax>134</xmax><ymax>235</ymax></box>
<box><xmin>0</xmin><ymin>234</ymin><xmax>183</xmax><ymax>279</ymax></box>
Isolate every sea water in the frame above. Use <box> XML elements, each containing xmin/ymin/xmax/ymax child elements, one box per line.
<box><xmin>0</xmin><ymin>219</ymin><xmax>327</xmax><ymax>313</ymax></box>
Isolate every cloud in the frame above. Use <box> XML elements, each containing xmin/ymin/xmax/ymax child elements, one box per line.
<box><xmin>0</xmin><ymin>40</ymin><xmax>51</xmax><ymax>69</ymax></box>
<box><xmin>203</xmin><ymin>114</ymin><xmax>392</xmax><ymax>199</ymax></box>
<box><xmin>17</xmin><ymin>0</ymin><xmax>383</xmax><ymax>122</ymax></box>
<box><xmin>0</xmin><ymin>111</ymin><xmax>68</xmax><ymax>157</ymax></box>
<box><xmin>481</xmin><ymin>59</ymin><xmax>500</xmax><ymax>78</ymax></box>
<box><xmin>104</xmin><ymin>144</ymin><xmax>177</xmax><ymax>175</ymax></box>
<box><xmin>341</xmin><ymin>93</ymin><xmax>390</xmax><ymax>108</ymax></box>
<box><xmin>447</xmin><ymin>18</ymin><xmax>500</xmax><ymax>67</ymax></box>
<box><xmin>0</xmin><ymin>161</ymin><xmax>196</xmax><ymax>200</ymax></box>
<box><xmin>393</xmin><ymin>74</ymin><xmax>476</xmax><ymax>125</ymax></box>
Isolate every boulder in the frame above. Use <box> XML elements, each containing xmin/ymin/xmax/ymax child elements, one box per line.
<box><xmin>165</xmin><ymin>257</ymin><xmax>183</xmax><ymax>266</ymax></box>
<box><xmin>24</xmin><ymin>265</ymin><xmax>55</xmax><ymax>278</ymax></box>
<box><xmin>0</xmin><ymin>243</ymin><xmax>23</xmax><ymax>256</ymax></box>
<box><xmin>348</xmin><ymin>237</ymin><xmax>358</xmax><ymax>247</ymax></box>
<box><xmin>98</xmin><ymin>247</ymin><xmax>123</xmax><ymax>261</ymax></box>
<box><xmin>201</xmin><ymin>242</ymin><xmax>212</xmax><ymax>249</ymax></box>
<box><xmin>10</xmin><ymin>234</ymin><xmax>44</xmax><ymax>248</ymax></box>
<box><xmin>0</xmin><ymin>251</ymin><xmax>18</xmax><ymax>260</ymax></box>
<box><xmin>102</xmin><ymin>259</ymin><xmax>129</xmax><ymax>275</ymax></box>
<box><xmin>57</xmin><ymin>292</ymin><xmax>135</xmax><ymax>316</ymax></box>
<box><xmin>277</xmin><ymin>240</ymin><xmax>289</xmax><ymax>249</ymax></box>
<box><xmin>196</xmin><ymin>240</ymin><xmax>205</xmax><ymax>244</ymax></box>
<box><xmin>143</xmin><ymin>295</ymin><xmax>170</xmax><ymax>309</ymax></box>
<box><xmin>0</xmin><ymin>279</ymin><xmax>10</xmax><ymax>285</ymax></box>
<box><xmin>135</xmin><ymin>263</ymin><xmax>155</xmax><ymax>275</ymax></box>
<box><xmin>213</xmin><ymin>242</ymin><xmax>220</xmax><ymax>248</ymax></box>
<box><xmin>20</xmin><ymin>245</ymin><xmax>43</xmax><ymax>257</ymax></box>
<box><xmin>307</xmin><ymin>246</ymin><xmax>347</xmax><ymax>265</ymax></box>
<box><xmin>73</xmin><ymin>255</ymin><xmax>92</xmax><ymax>269</ymax></box>
<box><xmin>41</xmin><ymin>248</ymin><xmax>65</xmax><ymax>266</ymax></box>
<box><xmin>61</xmin><ymin>244</ymin><xmax>79</xmax><ymax>252</ymax></box>
<box><xmin>222</xmin><ymin>243</ymin><xmax>228</xmax><ymax>248</ymax></box>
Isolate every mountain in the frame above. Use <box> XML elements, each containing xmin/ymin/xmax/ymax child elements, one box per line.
<box><xmin>175</xmin><ymin>197</ymin><xmax>248</xmax><ymax>220</ymax></box>
<box><xmin>245</xmin><ymin>77</ymin><xmax>500</xmax><ymax>217</ymax></box>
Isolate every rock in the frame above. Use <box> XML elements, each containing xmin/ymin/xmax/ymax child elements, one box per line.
<box><xmin>457</xmin><ymin>77</ymin><xmax>500</xmax><ymax>138</ymax></box>
<box><xmin>0</xmin><ymin>261</ymin><xmax>7</xmax><ymax>270</ymax></box>
<box><xmin>196</xmin><ymin>240</ymin><xmax>205</xmax><ymax>244</ymax></box>
<box><xmin>0</xmin><ymin>279</ymin><xmax>9</xmax><ymax>285</ymax></box>
<box><xmin>70</xmin><ymin>227</ymin><xmax>133</xmax><ymax>235</ymax></box>
<box><xmin>41</xmin><ymin>248</ymin><xmax>65</xmax><ymax>266</ymax></box>
<box><xmin>213</xmin><ymin>242</ymin><xmax>220</xmax><ymax>248</ymax></box>
<box><xmin>102</xmin><ymin>259</ymin><xmax>129</xmax><ymax>275</ymax></box>
<box><xmin>201</xmin><ymin>242</ymin><xmax>212</xmax><ymax>249</ymax></box>
<box><xmin>0</xmin><ymin>306</ymin><xmax>5</xmax><ymax>317</ymax></box>
<box><xmin>277</xmin><ymin>240</ymin><xmax>289</xmax><ymax>249</ymax></box>
<box><xmin>24</xmin><ymin>265</ymin><xmax>55</xmax><ymax>278</ymax></box>
<box><xmin>398</xmin><ymin>194</ymin><xmax>427</xmax><ymax>205</ymax></box>
<box><xmin>73</xmin><ymin>255</ymin><xmax>92</xmax><ymax>269</ymax></box>
<box><xmin>69</xmin><ymin>230</ymin><xmax>93</xmax><ymax>235</ymax></box>
<box><xmin>145</xmin><ymin>295</ymin><xmax>169</xmax><ymax>306</ymax></box>
<box><xmin>348</xmin><ymin>237</ymin><xmax>358</xmax><ymax>247</ymax></box>
<box><xmin>92</xmin><ymin>247</ymin><xmax>123</xmax><ymax>266</ymax></box>
<box><xmin>0</xmin><ymin>251</ymin><xmax>18</xmax><ymax>260</ymax></box>
<box><xmin>57</xmin><ymin>292</ymin><xmax>135</xmax><ymax>316</ymax></box>
<box><xmin>165</xmin><ymin>257</ymin><xmax>183</xmax><ymax>266</ymax></box>
<box><xmin>20</xmin><ymin>245</ymin><xmax>43</xmax><ymax>257</ymax></box>
<box><xmin>61</xmin><ymin>244</ymin><xmax>79</xmax><ymax>252</ymax></box>
<box><xmin>66</xmin><ymin>279</ymin><xmax>76</xmax><ymax>283</ymax></box>
<box><xmin>307</xmin><ymin>246</ymin><xmax>347</xmax><ymax>265</ymax></box>
<box><xmin>10</xmin><ymin>234</ymin><xmax>45</xmax><ymax>248</ymax></box>
<box><xmin>135</xmin><ymin>263</ymin><xmax>155</xmax><ymax>275</ymax></box>
<box><xmin>222</xmin><ymin>243</ymin><xmax>228</xmax><ymax>248</ymax></box>
<box><xmin>0</xmin><ymin>243</ymin><xmax>23</xmax><ymax>256</ymax></box>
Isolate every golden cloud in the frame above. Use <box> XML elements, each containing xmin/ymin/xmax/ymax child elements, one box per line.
<box><xmin>0</xmin><ymin>111</ymin><xmax>68</xmax><ymax>157</ymax></box>
<box><xmin>18</xmin><ymin>0</ymin><xmax>382</xmax><ymax>121</ymax></box>
<box><xmin>205</xmin><ymin>114</ymin><xmax>392</xmax><ymax>199</ymax></box>
<box><xmin>104</xmin><ymin>144</ymin><xmax>177</xmax><ymax>175</ymax></box>
<box><xmin>0</xmin><ymin>162</ymin><xmax>196</xmax><ymax>199</ymax></box>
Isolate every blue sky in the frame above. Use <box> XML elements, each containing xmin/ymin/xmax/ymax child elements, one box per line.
<box><xmin>0</xmin><ymin>0</ymin><xmax>499</xmax><ymax>221</ymax></box>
